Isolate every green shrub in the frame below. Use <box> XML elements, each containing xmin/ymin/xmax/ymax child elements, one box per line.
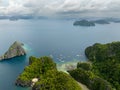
<box><xmin>69</xmin><ymin>68</ymin><xmax>113</xmax><ymax>90</ymax></box>
<box><xmin>77</xmin><ymin>62</ymin><xmax>92</xmax><ymax>71</ymax></box>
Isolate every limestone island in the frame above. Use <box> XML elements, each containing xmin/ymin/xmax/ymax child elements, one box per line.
<box><xmin>15</xmin><ymin>56</ymin><xmax>82</xmax><ymax>90</ymax></box>
<box><xmin>73</xmin><ymin>20</ymin><xmax>95</xmax><ymax>27</ymax></box>
<box><xmin>0</xmin><ymin>41</ymin><xmax>26</xmax><ymax>61</ymax></box>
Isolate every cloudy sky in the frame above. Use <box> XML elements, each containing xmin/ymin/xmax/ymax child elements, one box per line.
<box><xmin>0</xmin><ymin>0</ymin><xmax>120</xmax><ymax>18</ymax></box>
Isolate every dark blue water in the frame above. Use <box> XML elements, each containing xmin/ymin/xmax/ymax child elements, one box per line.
<box><xmin>0</xmin><ymin>19</ymin><xmax>120</xmax><ymax>90</ymax></box>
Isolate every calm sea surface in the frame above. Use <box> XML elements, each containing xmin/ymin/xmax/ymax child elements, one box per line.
<box><xmin>0</xmin><ymin>19</ymin><xmax>120</xmax><ymax>90</ymax></box>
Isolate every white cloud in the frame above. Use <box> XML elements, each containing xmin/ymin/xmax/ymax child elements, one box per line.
<box><xmin>0</xmin><ymin>0</ymin><xmax>120</xmax><ymax>18</ymax></box>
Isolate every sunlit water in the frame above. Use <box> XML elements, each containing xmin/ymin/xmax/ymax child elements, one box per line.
<box><xmin>0</xmin><ymin>19</ymin><xmax>120</xmax><ymax>90</ymax></box>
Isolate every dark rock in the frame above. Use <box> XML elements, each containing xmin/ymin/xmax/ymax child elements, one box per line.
<box><xmin>15</xmin><ymin>79</ymin><xmax>31</xmax><ymax>87</ymax></box>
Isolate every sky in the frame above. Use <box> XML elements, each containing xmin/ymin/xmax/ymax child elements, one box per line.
<box><xmin>0</xmin><ymin>0</ymin><xmax>120</xmax><ymax>18</ymax></box>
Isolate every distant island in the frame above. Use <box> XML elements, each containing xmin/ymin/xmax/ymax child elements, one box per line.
<box><xmin>0</xmin><ymin>41</ymin><xmax>26</xmax><ymax>61</ymax></box>
<box><xmin>106</xmin><ymin>18</ymin><xmax>120</xmax><ymax>23</ymax></box>
<box><xmin>73</xmin><ymin>18</ymin><xmax>120</xmax><ymax>27</ymax></box>
<box><xmin>68</xmin><ymin>42</ymin><xmax>120</xmax><ymax>90</ymax></box>
<box><xmin>73</xmin><ymin>20</ymin><xmax>95</xmax><ymax>27</ymax></box>
<box><xmin>0</xmin><ymin>15</ymin><xmax>47</xmax><ymax>21</ymax></box>
<box><xmin>93</xmin><ymin>19</ymin><xmax>110</xmax><ymax>24</ymax></box>
<box><xmin>15</xmin><ymin>56</ymin><xmax>82</xmax><ymax>90</ymax></box>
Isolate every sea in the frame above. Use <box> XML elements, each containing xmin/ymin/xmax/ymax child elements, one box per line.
<box><xmin>0</xmin><ymin>19</ymin><xmax>120</xmax><ymax>90</ymax></box>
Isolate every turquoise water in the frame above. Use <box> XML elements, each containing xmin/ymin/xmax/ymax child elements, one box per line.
<box><xmin>0</xmin><ymin>19</ymin><xmax>120</xmax><ymax>90</ymax></box>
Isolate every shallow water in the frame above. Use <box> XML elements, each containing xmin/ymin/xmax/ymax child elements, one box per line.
<box><xmin>0</xmin><ymin>19</ymin><xmax>120</xmax><ymax>90</ymax></box>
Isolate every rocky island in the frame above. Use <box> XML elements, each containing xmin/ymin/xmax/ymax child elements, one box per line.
<box><xmin>0</xmin><ymin>41</ymin><xmax>26</xmax><ymax>61</ymax></box>
<box><xmin>15</xmin><ymin>56</ymin><xmax>82</xmax><ymax>90</ymax></box>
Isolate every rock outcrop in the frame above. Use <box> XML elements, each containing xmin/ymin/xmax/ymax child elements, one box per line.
<box><xmin>0</xmin><ymin>41</ymin><xmax>26</xmax><ymax>60</ymax></box>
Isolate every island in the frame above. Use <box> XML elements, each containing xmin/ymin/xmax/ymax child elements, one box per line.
<box><xmin>15</xmin><ymin>56</ymin><xmax>82</xmax><ymax>90</ymax></box>
<box><xmin>73</xmin><ymin>20</ymin><xmax>95</xmax><ymax>27</ymax></box>
<box><xmin>0</xmin><ymin>41</ymin><xmax>26</xmax><ymax>61</ymax></box>
<box><xmin>73</xmin><ymin>19</ymin><xmax>111</xmax><ymax>27</ymax></box>
<box><xmin>93</xmin><ymin>19</ymin><xmax>110</xmax><ymax>24</ymax></box>
<box><xmin>68</xmin><ymin>42</ymin><xmax>120</xmax><ymax>90</ymax></box>
<box><xmin>106</xmin><ymin>18</ymin><xmax>120</xmax><ymax>23</ymax></box>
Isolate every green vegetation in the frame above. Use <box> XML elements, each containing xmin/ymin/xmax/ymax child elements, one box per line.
<box><xmin>16</xmin><ymin>56</ymin><xmax>82</xmax><ymax>90</ymax></box>
<box><xmin>68</xmin><ymin>62</ymin><xmax>113</xmax><ymax>90</ymax></box>
<box><xmin>77</xmin><ymin>62</ymin><xmax>92</xmax><ymax>71</ymax></box>
<box><xmin>73</xmin><ymin>20</ymin><xmax>95</xmax><ymax>26</ymax></box>
<box><xmin>84</xmin><ymin>42</ymin><xmax>120</xmax><ymax>90</ymax></box>
<box><xmin>68</xmin><ymin>42</ymin><xmax>120</xmax><ymax>90</ymax></box>
<box><xmin>85</xmin><ymin>42</ymin><xmax>120</xmax><ymax>62</ymax></box>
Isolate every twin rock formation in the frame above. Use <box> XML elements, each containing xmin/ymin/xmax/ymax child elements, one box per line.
<box><xmin>0</xmin><ymin>41</ymin><xmax>26</xmax><ymax>61</ymax></box>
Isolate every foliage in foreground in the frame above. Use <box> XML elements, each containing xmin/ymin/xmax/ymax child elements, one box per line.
<box><xmin>16</xmin><ymin>56</ymin><xmax>81</xmax><ymax>90</ymax></box>
<box><xmin>68</xmin><ymin>63</ymin><xmax>113</xmax><ymax>90</ymax></box>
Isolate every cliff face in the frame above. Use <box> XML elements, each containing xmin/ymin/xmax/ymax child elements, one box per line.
<box><xmin>0</xmin><ymin>41</ymin><xmax>26</xmax><ymax>60</ymax></box>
